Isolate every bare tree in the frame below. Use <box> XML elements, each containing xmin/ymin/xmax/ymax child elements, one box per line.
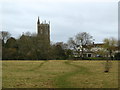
<box><xmin>103</xmin><ymin>37</ymin><xmax>117</xmax><ymax>59</ymax></box>
<box><xmin>103</xmin><ymin>37</ymin><xmax>117</xmax><ymax>72</ymax></box>
<box><xmin>68</xmin><ymin>32</ymin><xmax>93</xmax><ymax>59</ymax></box>
<box><xmin>1</xmin><ymin>31</ymin><xmax>11</xmax><ymax>44</ymax></box>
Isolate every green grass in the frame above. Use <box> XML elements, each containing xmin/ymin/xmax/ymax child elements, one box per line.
<box><xmin>2</xmin><ymin>60</ymin><xmax>118</xmax><ymax>88</ymax></box>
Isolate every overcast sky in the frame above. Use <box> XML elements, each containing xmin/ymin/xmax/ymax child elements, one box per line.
<box><xmin>0</xmin><ymin>0</ymin><xmax>118</xmax><ymax>43</ymax></box>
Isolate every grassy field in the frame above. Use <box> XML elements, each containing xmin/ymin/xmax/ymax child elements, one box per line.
<box><xmin>2</xmin><ymin>60</ymin><xmax>118</xmax><ymax>88</ymax></box>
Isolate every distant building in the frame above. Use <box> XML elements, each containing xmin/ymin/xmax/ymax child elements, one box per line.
<box><xmin>73</xmin><ymin>43</ymin><xmax>119</xmax><ymax>59</ymax></box>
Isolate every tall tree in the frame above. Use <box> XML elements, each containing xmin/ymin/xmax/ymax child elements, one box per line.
<box><xmin>103</xmin><ymin>37</ymin><xmax>117</xmax><ymax>73</ymax></box>
<box><xmin>68</xmin><ymin>32</ymin><xmax>93</xmax><ymax>59</ymax></box>
<box><xmin>6</xmin><ymin>37</ymin><xmax>17</xmax><ymax>48</ymax></box>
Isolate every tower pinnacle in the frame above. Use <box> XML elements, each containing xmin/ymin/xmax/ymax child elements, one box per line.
<box><xmin>37</xmin><ymin>16</ymin><xmax>40</xmax><ymax>24</ymax></box>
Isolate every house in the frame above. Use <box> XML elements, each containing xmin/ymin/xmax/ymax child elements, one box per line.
<box><xmin>73</xmin><ymin>42</ymin><xmax>119</xmax><ymax>59</ymax></box>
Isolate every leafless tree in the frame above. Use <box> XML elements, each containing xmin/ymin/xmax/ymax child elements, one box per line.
<box><xmin>1</xmin><ymin>31</ymin><xmax>11</xmax><ymax>44</ymax></box>
<box><xmin>103</xmin><ymin>37</ymin><xmax>117</xmax><ymax>72</ymax></box>
<box><xmin>68</xmin><ymin>32</ymin><xmax>93</xmax><ymax>59</ymax></box>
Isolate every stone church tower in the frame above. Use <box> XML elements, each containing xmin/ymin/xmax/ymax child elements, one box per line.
<box><xmin>37</xmin><ymin>17</ymin><xmax>50</xmax><ymax>45</ymax></box>
<box><xmin>36</xmin><ymin>17</ymin><xmax>50</xmax><ymax>59</ymax></box>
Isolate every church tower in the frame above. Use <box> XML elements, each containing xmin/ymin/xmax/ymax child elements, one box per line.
<box><xmin>37</xmin><ymin>17</ymin><xmax>50</xmax><ymax>44</ymax></box>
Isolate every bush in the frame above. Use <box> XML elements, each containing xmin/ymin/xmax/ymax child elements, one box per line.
<box><xmin>114</xmin><ymin>53</ymin><xmax>120</xmax><ymax>60</ymax></box>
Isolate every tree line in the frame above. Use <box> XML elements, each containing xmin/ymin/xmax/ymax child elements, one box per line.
<box><xmin>1</xmin><ymin>31</ymin><xmax>73</xmax><ymax>60</ymax></box>
<box><xmin>1</xmin><ymin>31</ymin><xmax>120</xmax><ymax>60</ymax></box>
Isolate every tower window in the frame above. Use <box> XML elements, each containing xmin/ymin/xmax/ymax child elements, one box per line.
<box><xmin>41</xmin><ymin>29</ymin><xmax>42</xmax><ymax>34</ymax></box>
<box><xmin>46</xmin><ymin>31</ymin><xmax>48</xmax><ymax>35</ymax></box>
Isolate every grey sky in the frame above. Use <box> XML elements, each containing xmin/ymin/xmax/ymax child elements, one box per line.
<box><xmin>1</xmin><ymin>0</ymin><xmax>118</xmax><ymax>43</ymax></box>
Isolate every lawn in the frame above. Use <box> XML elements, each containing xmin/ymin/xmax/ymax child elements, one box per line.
<box><xmin>2</xmin><ymin>60</ymin><xmax>118</xmax><ymax>88</ymax></box>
